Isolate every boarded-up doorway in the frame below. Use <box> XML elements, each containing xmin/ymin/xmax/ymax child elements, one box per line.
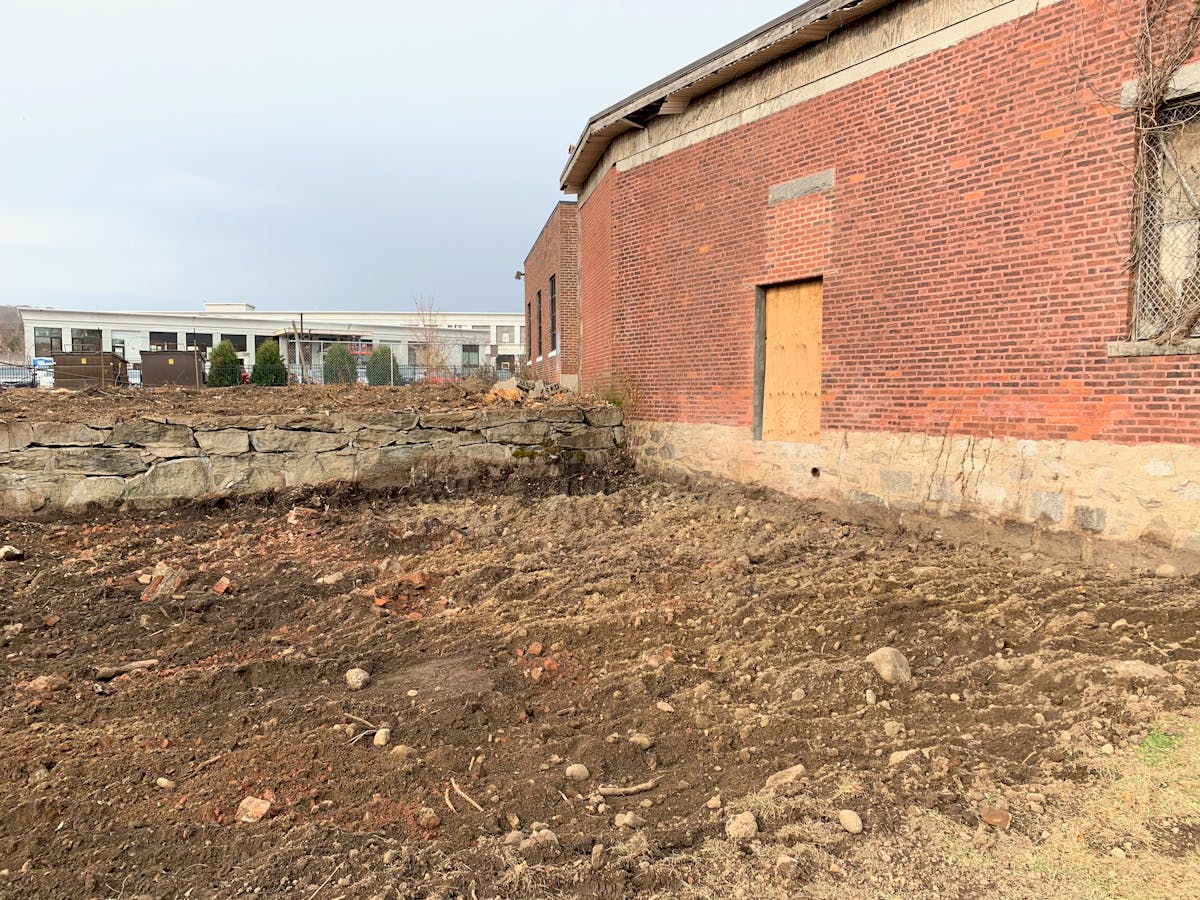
<box><xmin>754</xmin><ymin>279</ymin><xmax>822</xmax><ymax>443</ymax></box>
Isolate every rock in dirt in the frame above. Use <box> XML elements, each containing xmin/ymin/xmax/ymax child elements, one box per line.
<box><xmin>391</xmin><ymin>744</ymin><xmax>418</xmax><ymax>760</ymax></box>
<box><xmin>889</xmin><ymin>749</ymin><xmax>918</xmax><ymax>767</ymax></box>
<box><xmin>980</xmin><ymin>806</ymin><xmax>1011</xmax><ymax>829</ymax></box>
<box><xmin>95</xmin><ymin>659</ymin><xmax>158</xmax><ymax>681</ymax></box>
<box><xmin>565</xmin><ymin>763</ymin><xmax>590</xmax><ymax>782</ymax></box>
<box><xmin>416</xmin><ymin>808</ymin><xmax>441</xmax><ymax>830</ymax></box>
<box><xmin>838</xmin><ymin>810</ymin><xmax>864</xmax><ymax>834</ymax></box>
<box><xmin>725</xmin><ymin>811</ymin><xmax>758</xmax><ymax>841</ymax></box>
<box><xmin>156</xmin><ymin>777</ymin><xmax>176</xmax><ymax>790</ymax></box>
<box><xmin>764</xmin><ymin>763</ymin><xmax>806</xmax><ymax>791</ymax></box>
<box><xmin>0</xmin><ymin>546</ymin><xmax>24</xmax><ymax>562</ymax></box>
<box><xmin>344</xmin><ymin>668</ymin><xmax>371</xmax><ymax>690</ymax></box>
<box><xmin>236</xmin><ymin>796</ymin><xmax>272</xmax><ymax>823</ymax></box>
<box><xmin>628</xmin><ymin>733</ymin><xmax>654</xmax><ymax>750</ymax></box>
<box><xmin>866</xmin><ymin>647</ymin><xmax>912</xmax><ymax>685</ymax></box>
<box><xmin>1154</xmin><ymin>563</ymin><xmax>1179</xmax><ymax>578</ymax></box>
<box><xmin>706</xmin><ymin>796</ymin><xmax>722</xmax><ymax>810</ymax></box>
<box><xmin>26</xmin><ymin>674</ymin><xmax>68</xmax><ymax>692</ymax></box>
<box><xmin>614</xmin><ymin>812</ymin><xmax>646</xmax><ymax>829</ymax></box>
<box><xmin>884</xmin><ymin>720</ymin><xmax>904</xmax><ymax>737</ymax></box>
<box><xmin>373</xmin><ymin>727</ymin><xmax>392</xmax><ymax>747</ymax></box>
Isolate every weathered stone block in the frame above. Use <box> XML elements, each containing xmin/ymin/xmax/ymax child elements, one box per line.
<box><xmin>583</xmin><ymin>407</ymin><xmax>622</xmax><ymax>427</ymax></box>
<box><xmin>108</xmin><ymin>420</ymin><xmax>195</xmax><ymax>447</ymax></box>
<box><xmin>31</xmin><ymin>422</ymin><xmax>110</xmax><ymax>446</ymax></box>
<box><xmin>280</xmin><ymin>452</ymin><xmax>357</xmax><ymax>487</ymax></box>
<box><xmin>53</xmin><ymin>448</ymin><xmax>149</xmax><ymax>476</ymax></box>
<box><xmin>1029</xmin><ymin>490</ymin><xmax>1065</xmax><ymax>524</ymax></box>
<box><xmin>479</xmin><ymin>408</ymin><xmax>538</xmax><ymax>427</ymax></box>
<box><xmin>268</xmin><ymin>414</ymin><xmax>342</xmax><ymax>432</ymax></box>
<box><xmin>196</xmin><ymin>429</ymin><xmax>251</xmax><ymax>455</ymax></box>
<box><xmin>531</xmin><ymin>407</ymin><xmax>584</xmax><ymax>424</ymax></box>
<box><xmin>1073</xmin><ymin>504</ymin><xmax>1107</xmax><ymax>533</ymax></box>
<box><xmin>880</xmin><ymin>469</ymin><xmax>914</xmax><ymax>496</ymax></box>
<box><xmin>251</xmin><ymin>429</ymin><xmax>350</xmax><ymax>453</ymax></box>
<box><xmin>66</xmin><ymin>477</ymin><xmax>127</xmax><ymax>507</ymax></box>
<box><xmin>341</xmin><ymin>411</ymin><xmax>420</xmax><ymax>432</ymax></box>
<box><xmin>482</xmin><ymin>422</ymin><xmax>555</xmax><ymax>445</ymax></box>
<box><xmin>125</xmin><ymin>458</ymin><xmax>214</xmax><ymax>500</ymax></box>
<box><xmin>559</xmin><ymin>427</ymin><xmax>616</xmax><ymax>450</ymax></box>
<box><xmin>0</xmin><ymin>449</ymin><xmax>54</xmax><ymax>473</ymax></box>
<box><xmin>0</xmin><ymin>421</ymin><xmax>32</xmax><ymax>452</ymax></box>
<box><xmin>210</xmin><ymin>456</ymin><xmax>286</xmax><ymax>493</ymax></box>
<box><xmin>419</xmin><ymin>409</ymin><xmax>482</xmax><ymax>430</ymax></box>
<box><xmin>458</xmin><ymin>443</ymin><xmax>515</xmax><ymax>466</ymax></box>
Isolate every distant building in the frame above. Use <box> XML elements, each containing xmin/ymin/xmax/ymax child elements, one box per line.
<box><xmin>17</xmin><ymin>303</ymin><xmax>526</xmax><ymax>380</ymax></box>
<box><xmin>523</xmin><ymin>202</ymin><xmax>580</xmax><ymax>389</ymax></box>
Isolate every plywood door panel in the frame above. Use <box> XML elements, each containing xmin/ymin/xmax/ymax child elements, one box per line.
<box><xmin>762</xmin><ymin>280</ymin><xmax>822</xmax><ymax>443</ymax></box>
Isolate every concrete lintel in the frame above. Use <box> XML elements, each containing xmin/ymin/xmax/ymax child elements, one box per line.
<box><xmin>768</xmin><ymin>169</ymin><xmax>835</xmax><ymax>204</ymax></box>
<box><xmin>1107</xmin><ymin>338</ymin><xmax>1200</xmax><ymax>358</ymax></box>
<box><xmin>1121</xmin><ymin>60</ymin><xmax>1200</xmax><ymax>108</ymax></box>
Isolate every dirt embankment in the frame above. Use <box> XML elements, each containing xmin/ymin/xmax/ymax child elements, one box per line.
<box><xmin>0</xmin><ymin>381</ymin><xmax>582</xmax><ymax>423</ymax></box>
<box><xmin>1</xmin><ymin>477</ymin><xmax>1198</xmax><ymax>898</ymax></box>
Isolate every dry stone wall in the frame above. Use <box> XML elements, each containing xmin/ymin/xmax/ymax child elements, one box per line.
<box><xmin>0</xmin><ymin>405</ymin><xmax>624</xmax><ymax>515</ymax></box>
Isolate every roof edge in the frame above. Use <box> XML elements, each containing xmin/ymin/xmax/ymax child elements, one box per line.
<box><xmin>560</xmin><ymin>0</ymin><xmax>896</xmax><ymax>193</ymax></box>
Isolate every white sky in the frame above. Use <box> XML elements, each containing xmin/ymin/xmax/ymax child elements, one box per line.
<box><xmin>0</xmin><ymin>0</ymin><xmax>792</xmax><ymax>313</ymax></box>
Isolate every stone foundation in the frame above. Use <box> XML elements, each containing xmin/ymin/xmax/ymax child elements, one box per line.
<box><xmin>631</xmin><ymin>421</ymin><xmax>1200</xmax><ymax>553</ymax></box>
<box><xmin>0</xmin><ymin>406</ymin><xmax>624</xmax><ymax>515</ymax></box>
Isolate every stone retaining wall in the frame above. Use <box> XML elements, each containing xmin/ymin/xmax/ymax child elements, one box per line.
<box><xmin>631</xmin><ymin>421</ymin><xmax>1200</xmax><ymax>555</ymax></box>
<box><xmin>0</xmin><ymin>405</ymin><xmax>624</xmax><ymax>515</ymax></box>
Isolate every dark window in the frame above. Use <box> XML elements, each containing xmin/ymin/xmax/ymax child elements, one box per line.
<box><xmin>33</xmin><ymin>327</ymin><xmax>62</xmax><ymax>357</ymax></box>
<box><xmin>149</xmin><ymin>331</ymin><xmax>178</xmax><ymax>351</ymax></box>
<box><xmin>536</xmin><ymin>290</ymin><xmax>543</xmax><ymax>358</ymax></box>
<box><xmin>71</xmin><ymin>328</ymin><xmax>102</xmax><ymax>352</ymax></box>
<box><xmin>526</xmin><ymin>303</ymin><xmax>532</xmax><ymax>357</ymax></box>
<box><xmin>222</xmin><ymin>333</ymin><xmax>248</xmax><ymax>353</ymax></box>
<box><xmin>185</xmin><ymin>332</ymin><xmax>213</xmax><ymax>350</ymax></box>
<box><xmin>254</xmin><ymin>334</ymin><xmax>272</xmax><ymax>350</ymax></box>
<box><xmin>549</xmin><ymin>274</ymin><xmax>558</xmax><ymax>352</ymax></box>
<box><xmin>111</xmin><ymin>338</ymin><xmax>126</xmax><ymax>358</ymax></box>
<box><xmin>461</xmin><ymin>344</ymin><xmax>480</xmax><ymax>367</ymax></box>
<box><xmin>408</xmin><ymin>343</ymin><xmax>424</xmax><ymax>366</ymax></box>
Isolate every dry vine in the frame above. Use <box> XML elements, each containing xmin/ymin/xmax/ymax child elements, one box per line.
<box><xmin>1130</xmin><ymin>0</ymin><xmax>1200</xmax><ymax>342</ymax></box>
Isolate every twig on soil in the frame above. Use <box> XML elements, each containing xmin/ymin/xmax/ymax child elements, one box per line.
<box><xmin>309</xmin><ymin>861</ymin><xmax>345</xmax><ymax>899</ymax></box>
<box><xmin>192</xmin><ymin>753</ymin><xmax>225</xmax><ymax>775</ymax></box>
<box><xmin>342</xmin><ymin>712</ymin><xmax>378</xmax><ymax>730</ymax></box>
<box><xmin>451</xmin><ymin>777</ymin><xmax>484</xmax><ymax>813</ymax></box>
<box><xmin>597</xmin><ymin>778</ymin><xmax>659</xmax><ymax>798</ymax></box>
<box><xmin>347</xmin><ymin>729</ymin><xmax>378</xmax><ymax>745</ymax></box>
<box><xmin>444</xmin><ymin>787</ymin><xmax>457</xmax><ymax>815</ymax></box>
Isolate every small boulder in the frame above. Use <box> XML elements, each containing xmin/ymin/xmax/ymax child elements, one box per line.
<box><xmin>724</xmin><ymin>811</ymin><xmax>758</xmax><ymax>841</ymax></box>
<box><xmin>866</xmin><ymin>647</ymin><xmax>912</xmax><ymax>685</ymax></box>
<box><xmin>0</xmin><ymin>546</ymin><xmax>24</xmax><ymax>562</ymax></box>
<box><xmin>628</xmin><ymin>733</ymin><xmax>654</xmax><ymax>750</ymax></box>
<box><xmin>565</xmin><ymin>763</ymin><xmax>590</xmax><ymax>782</ymax></box>
<box><xmin>838</xmin><ymin>809</ymin><xmax>863</xmax><ymax>834</ymax></box>
<box><xmin>1155</xmin><ymin>563</ymin><xmax>1180</xmax><ymax>579</ymax></box>
<box><xmin>26</xmin><ymin>674</ymin><xmax>67</xmax><ymax>692</ymax></box>
<box><xmin>980</xmin><ymin>806</ymin><xmax>1011</xmax><ymax>830</ymax></box>
<box><xmin>344</xmin><ymin>668</ymin><xmax>371</xmax><ymax>691</ymax></box>
<box><xmin>236</xmin><ymin>796</ymin><xmax>272</xmax><ymax>823</ymax></box>
<box><xmin>614</xmin><ymin>812</ymin><xmax>646</xmax><ymax>829</ymax></box>
<box><xmin>373</xmin><ymin>727</ymin><xmax>392</xmax><ymax>747</ymax></box>
<box><xmin>764</xmin><ymin>763</ymin><xmax>806</xmax><ymax>791</ymax></box>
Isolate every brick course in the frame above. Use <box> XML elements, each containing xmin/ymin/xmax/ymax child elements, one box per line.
<box><xmin>578</xmin><ymin>0</ymin><xmax>1200</xmax><ymax>445</ymax></box>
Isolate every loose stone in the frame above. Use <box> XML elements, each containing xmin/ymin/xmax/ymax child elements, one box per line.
<box><xmin>344</xmin><ymin>668</ymin><xmax>370</xmax><ymax>690</ymax></box>
<box><xmin>838</xmin><ymin>809</ymin><xmax>864</xmax><ymax>834</ymax></box>
<box><xmin>865</xmin><ymin>647</ymin><xmax>912</xmax><ymax>685</ymax></box>
<box><xmin>725</xmin><ymin>811</ymin><xmax>758</xmax><ymax>841</ymax></box>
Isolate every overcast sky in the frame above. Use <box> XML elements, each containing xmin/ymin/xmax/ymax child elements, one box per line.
<box><xmin>0</xmin><ymin>0</ymin><xmax>789</xmax><ymax>314</ymax></box>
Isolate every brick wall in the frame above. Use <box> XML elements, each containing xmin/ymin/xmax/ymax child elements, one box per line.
<box><xmin>524</xmin><ymin>202</ymin><xmax>580</xmax><ymax>385</ymax></box>
<box><xmin>577</xmin><ymin>0</ymin><xmax>1200</xmax><ymax>445</ymax></box>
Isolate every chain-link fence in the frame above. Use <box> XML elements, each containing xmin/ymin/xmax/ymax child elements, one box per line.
<box><xmin>1134</xmin><ymin>102</ymin><xmax>1200</xmax><ymax>341</ymax></box>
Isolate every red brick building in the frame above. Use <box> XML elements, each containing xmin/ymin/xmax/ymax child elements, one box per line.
<box><xmin>523</xmin><ymin>201</ymin><xmax>580</xmax><ymax>389</ymax></box>
<box><xmin>552</xmin><ymin>0</ymin><xmax>1200</xmax><ymax>552</ymax></box>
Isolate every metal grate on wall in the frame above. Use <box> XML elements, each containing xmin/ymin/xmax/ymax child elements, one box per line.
<box><xmin>1134</xmin><ymin>102</ymin><xmax>1200</xmax><ymax>342</ymax></box>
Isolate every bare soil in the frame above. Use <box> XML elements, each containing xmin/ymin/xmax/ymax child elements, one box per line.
<box><xmin>1</xmin><ymin>474</ymin><xmax>1198</xmax><ymax>898</ymax></box>
<box><xmin>0</xmin><ymin>382</ymin><xmax>534</xmax><ymax>422</ymax></box>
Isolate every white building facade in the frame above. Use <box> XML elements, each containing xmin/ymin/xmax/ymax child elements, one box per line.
<box><xmin>18</xmin><ymin>303</ymin><xmax>526</xmax><ymax>380</ymax></box>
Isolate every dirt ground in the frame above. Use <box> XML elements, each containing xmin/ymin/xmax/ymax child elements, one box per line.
<box><xmin>0</xmin><ymin>383</ymin><xmax>519</xmax><ymax>422</ymax></box>
<box><xmin>2</xmin><ymin>472</ymin><xmax>1199</xmax><ymax>898</ymax></box>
